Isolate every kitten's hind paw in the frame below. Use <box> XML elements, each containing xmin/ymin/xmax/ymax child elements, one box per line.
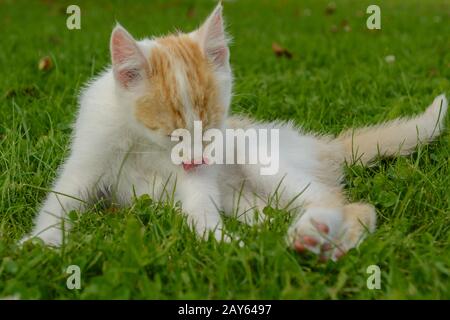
<box><xmin>288</xmin><ymin>203</ymin><xmax>376</xmax><ymax>262</ymax></box>
<box><xmin>287</xmin><ymin>207</ymin><xmax>344</xmax><ymax>261</ymax></box>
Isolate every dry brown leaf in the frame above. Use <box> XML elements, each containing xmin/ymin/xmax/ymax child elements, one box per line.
<box><xmin>38</xmin><ymin>56</ymin><xmax>53</xmax><ymax>72</ymax></box>
<box><xmin>106</xmin><ymin>206</ymin><xmax>119</xmax><ymax>214</ymax></box>
<box><xmin>187</xmin><ymin>7</ymin><xmax>196</xmax><ymax>18</ymax></box>
<box><xmin>49</xmin><ymin>35</ymin><xmax>61</xmax><ymax>45</ymax></box>
<box><xmin>4</xmin><ymin>86</ymin><xmax>39</xmax><ymax>99</ymax></box>
<box><xmin>428</xmin><ymin>68</ymin><xmax>438</xmax><ymax>77</ymax></box>
<box><xmin>325</xmin><ymin>2</ymin><xmax>336</xmax><ymax>15</ymax></box>
<box><xmin>272</xmin><ymin>42</ymin><xmax>293</xmax><ymax>59</ymax></box>
<box><xmin>341</xmin><ymin>20</ymin><xmax>352</xmax><ymax>32</ymax></box>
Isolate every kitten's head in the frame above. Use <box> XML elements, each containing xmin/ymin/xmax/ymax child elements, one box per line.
<box><xmin>110</xmin><ymin>4</ymin><xmax>231</xmax><ymax>148</ymax></box>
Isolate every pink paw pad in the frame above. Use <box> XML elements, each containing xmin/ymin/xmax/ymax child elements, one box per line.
<box><xmin>294</xmin><ymin>240</ymin><xmax>306</xmax><ymax>253</ymax></box>
<box><xmin>333</xmin><ymin>249</ymin><xmax>346</xmax><ymax>261</ymax></box>
<box><xmin>315</xmin><ymin>222</ymin><xmax>329</xmax><ymax>234</ymax></box>
<box><xmin>302</xmin><ymin>236</ymin><xmax>318</xmax><ymax>246</ymax></box>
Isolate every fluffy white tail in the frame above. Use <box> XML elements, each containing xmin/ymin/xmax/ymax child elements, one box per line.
<box><xmin>337</xmin><ymin>94</ymin><xmax>448</xmax><ymax>165</ymax></box>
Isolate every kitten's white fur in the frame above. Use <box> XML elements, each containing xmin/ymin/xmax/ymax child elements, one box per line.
<box><xmin>22</xmin><ymin>4</ymin><xmax>448</xmax><ymax>261</ymax></box>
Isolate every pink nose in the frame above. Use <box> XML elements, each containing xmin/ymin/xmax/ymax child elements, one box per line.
<box><xmin>182</xmin><ymin>157</ymin><xmax>209</xmax><ymax>171</ymax></box>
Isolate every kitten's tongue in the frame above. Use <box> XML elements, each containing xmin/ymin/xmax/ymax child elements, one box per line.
<box><xmin>182</xmin><ymin>158</ymin><xmax>208</xmax><ymax>172</ymax></box>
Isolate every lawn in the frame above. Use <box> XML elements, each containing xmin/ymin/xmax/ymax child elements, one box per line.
<box><xmin>0</xmin><ymin>0</ymin><xmax>449</xmax><ymax>299</ymax></box>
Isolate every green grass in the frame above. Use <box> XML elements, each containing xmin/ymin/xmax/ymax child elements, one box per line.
<box><xmin>1</xmin><ymin>0</ymin><xmax>450</xmax><ymax>299</ymax></box>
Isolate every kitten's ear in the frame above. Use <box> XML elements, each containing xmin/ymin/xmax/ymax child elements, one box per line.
<box><xmin>110</xmin><ymin>24</ymin><xmax>148</xmax><ymax>89</ymax></box>
<box><xmin>194</xmin><ymin>3</ymin><xmax>230</xmax><ymax>68</ymax></box>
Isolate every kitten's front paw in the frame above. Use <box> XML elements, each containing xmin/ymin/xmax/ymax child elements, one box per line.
<box><xmin>20</xmin><ymin>228</ymin><xmax>63</xmax><ymax>247</ymax></box>
<box><xmin>287</xmin><ymin>207</ymin><xmax>345</xmax><ymax>261</ymax></box>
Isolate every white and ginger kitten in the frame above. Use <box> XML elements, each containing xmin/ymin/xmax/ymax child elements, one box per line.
<box><xmin>22</xmin><ymin>4</ymin><xmax>447</xmax><ymax>261</ymax></box>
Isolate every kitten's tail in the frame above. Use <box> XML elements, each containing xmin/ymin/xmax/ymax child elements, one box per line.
<box><xmin>336</xmin><ymin>94</ymin><xmax>448</xmax><ymax>165</ymax></box>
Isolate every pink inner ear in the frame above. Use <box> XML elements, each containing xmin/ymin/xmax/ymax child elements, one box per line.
<box><xmin>111</xmin><ymin>28</ymin><xmax>136</xmax><ymax>64</ymax></box>
<box><xmin>198</xmin><ymin>5</ymin><xmax>229</xmax><ymax>67</ymax></box>
<box><xmin>209</xmin><ymin>46</ymin><xmax>229</xmax><ymax>65</ymax></box>
<box><xmin>209</xmin><ymin>9</ymin><xmax>223</xmax><ymax>35</ymax></box>
<box><xmin>112</xmin><ymin>36</ymin><xmax>135</xmax><ymax>64</ymax></box>
<box><xmin>111</xmin><ymin>27</ymin><xmax>146</xmax><ymax>88</ymax></box>
<box><xmin>116</xmin><ymin>68</ymin><xmax>140</xmax><ymax>89</ymax></box>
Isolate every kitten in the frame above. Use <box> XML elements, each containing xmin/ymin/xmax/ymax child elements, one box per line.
<box><xmin>22</xmin><ymin>4</ymin><xmax>447</xmax><ymax>261</ymax></box>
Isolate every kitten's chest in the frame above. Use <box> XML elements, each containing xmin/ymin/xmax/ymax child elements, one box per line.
<box><xmin>112</xmin><ymin>146</ymin><xmax>180</xmax><ymax>197</ymax></box>
<box><xmin>127</xmin><ymin>146</ymin><xmax>176</xmax><ymax>177</ymax></box>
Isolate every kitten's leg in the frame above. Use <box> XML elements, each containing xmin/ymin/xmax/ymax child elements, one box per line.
<box><xmin>238</xmin><ymin>161</ymin><xmax>352</xmax><ymax>257</ymax></box>
<box><xmin>233</xmin><ymin>192</ymin><xmax>267</xmax><ymax>225</ymax></box>
<box><xmin>218</xmin><ymin>167</ymin><xmax>268</xmax><ymax>226</ymax></box>
<box><xmin>220</xmin><ymin>183</ymin><xmax>268</xmax><ymax>226</ymax></box>
<box><xmin>176</xmin><ymin>168</ymin><xmax>229</xmax><ymax>242</ymax></box>
<box><xmin>22</xmin><ymin>157</ymin><xmax>103</xmax><ymax>246</ymax></box>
